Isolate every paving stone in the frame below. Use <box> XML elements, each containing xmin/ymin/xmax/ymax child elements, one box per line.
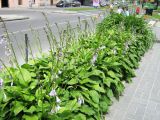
<box><xmin>125</xmin><ymin>112</ymin><xmax>144</xmax><ymax>120</ymax></box>
<box><xmin>123</xmin><ymin>118</ymin><xmax>135</xmax><ymax>120</ymax></box>
<box><xmin>112</xmin><ymin>109</ymin><xmax>126</xmax><ymax>120</ymax></box>
<box><xmin>144</xmin><ymin>101</ymin><xmax>157</xmax><ymax>115</ymax></box>
<box><xmin>143</xmin><ymin>114</ymin><xmax>154</xmax><ymax>120</ymax></box>
<box><xmin>156</xmin><ymin>103</ymin><xmax>160</xmax><ymax>113</ymax></box>
<box><xmin>155</xmin><ymin>22</ymin><xmax>160</xmax><ymax>27</ymax></box>
<box><xmin>106</xmin><ymin>27</ymin><xmax>160</xmax><ymax>120</ymax></box>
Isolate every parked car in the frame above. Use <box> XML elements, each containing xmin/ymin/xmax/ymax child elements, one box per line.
<box><xmin>100</xmin><ymin>0</ymin><xmax>110</xmax><ymax>7</ymax></box>
<box><xmin>71</xmin><ymin>0</ymin><xmax>81</xmax><ymax>7</ymax></box>
<box><xmin>56</xmin><ymin>0</ymin><xmax>81</xmax><ymax>7</ymax></box>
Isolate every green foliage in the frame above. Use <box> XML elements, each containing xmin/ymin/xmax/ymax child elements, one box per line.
<box><xmin>0</xmin><ymin>14</ymin><xmax>155</xmax><ymax>120</ymax></box>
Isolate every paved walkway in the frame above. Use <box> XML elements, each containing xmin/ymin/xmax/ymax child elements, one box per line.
<box><xmin>106</xmin><ymin>22</ymin><xmax>160</xmax><ymax>120</ymax></box>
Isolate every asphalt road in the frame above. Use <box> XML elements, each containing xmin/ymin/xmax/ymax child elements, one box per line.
<box><xmin>0</xmin><ymin>10</ymin><xmax>84</xmax><ymax>33</ymax></box>
<box><xmin>0</xmin><ymin>8</ymin><xmax>105</xmax><ymax>65</ymax></box>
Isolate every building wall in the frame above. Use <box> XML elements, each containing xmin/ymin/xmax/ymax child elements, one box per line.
<box><xmin>0</xmin><ymin>0</ymin><xmax>60</xmax><ymax>8</ymax></box>
<box><xmin>0</xmin><ymin>0</ymin><xmax>29</xmax><ymax>8</ymax></box>
<box><xmin>37</xmin><ymin>0</ymin><xmax>59</xmax><ymax>6</ymax></box>
<box><xmin>9</xmin><ymin>0</ymin><xmax>29</xmax><ymax>8</ymax></box>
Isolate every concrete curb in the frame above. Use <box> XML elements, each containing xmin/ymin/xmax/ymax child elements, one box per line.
<box><xmin>1</xmin><ymin>17</ymin><xmax>29</xmax><ymax>21</ymax></box>
<box><xmin>148</xmin><ymin>20</ymin><xmax>157</xmax><ymax>27</ymax></box>
<box><xmin>0</xmin><ymin>15</ymin><xmax>29</xmax><ymax>22</ymax></box>
<box><xmin>52</xmin><ymin>10</ymin><xmax>78</xmax><ymax>14</ymax></box>
<box><xmin>155</xmin><ymin>21</ymin><xmax>160</xmax><ymax>27</ymax></box>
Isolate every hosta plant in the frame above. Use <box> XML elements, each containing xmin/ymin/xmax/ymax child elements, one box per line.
<box><xmin>0</xmin><ymin>13</ymin><xmax>155</xmax><ymax>120</ymax></box>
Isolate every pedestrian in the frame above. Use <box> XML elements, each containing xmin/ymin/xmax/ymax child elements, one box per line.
<box><xmin>117</xmin><ymin>6</ymin><xmax>122</xmax><ymax>14</ymax></box>
<box><xmin>93</xmin><ymin>0</ymin><xmax>100</xmax><ymax>9</ymax></box>
<box><xmin>121</xmin><ymin>7</ymin><xmax>126</xmax><ymax>15</ymax></box>
<box><xmin>125</xmin><ymin>7</ymin><xmax>130</xmax><ymax>16</ymax></box>
<box><xmin>110</xmin><ymin>3</ymin><xmax>114</xmax><ymax>13</ymax></box>
<box><xmin>29</xmin><ymin>0</ymin><xmax>32</xmax><ymax>8</ymax></box>
<box><xmin>136</xmin><ymin>6</ymin><xmax>140</xmax><ymax>15</ymax></box>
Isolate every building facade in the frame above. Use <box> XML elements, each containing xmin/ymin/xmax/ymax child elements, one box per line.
<box><xmin>0</xmin><ymin>0</ymin><xmax>59</xmax><ymax>8</ymax></box>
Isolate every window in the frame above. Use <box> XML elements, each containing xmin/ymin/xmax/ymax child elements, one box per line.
<box><xmin>33</xmin><ymin>0</ymin><xmax>36</xmax><ymax>4</ymax></box>
<box><xmin>18</xmin><ymin>0</ymin><xmax>22</xmax><ymax>5</ymax></box>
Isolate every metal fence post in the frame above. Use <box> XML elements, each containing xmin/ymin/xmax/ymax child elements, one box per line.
<box><xmin>25</xmin><ymin>34</ymin><xmax>29</xmax><ymax>63</ymax></box>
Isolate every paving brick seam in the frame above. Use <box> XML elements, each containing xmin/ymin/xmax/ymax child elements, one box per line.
<box><xmin>141</xmin><ymin>45</ymin><xmax>160</xmax><ymax>120</ymax></box>
<box><xmin>121</xmin><ymin>45</ymin><xmax>156</xmax><ymax>120</ymax></box>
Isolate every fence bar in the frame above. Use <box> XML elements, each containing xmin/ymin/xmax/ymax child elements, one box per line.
<box><xmin>25</xmin><ymin>34</ymin><xmax>29</xmax><ymax>63</ymax></box>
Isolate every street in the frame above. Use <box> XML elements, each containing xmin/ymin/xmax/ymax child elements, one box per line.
<box><xmin>0</xmin><ymin>8</ymin><xmax>103</xmax><ymax>34</ymax></box>
<box><xmin>0</xmin><ymin>8</ymin><xmax>105</xmax><ymax>65</ymax></box>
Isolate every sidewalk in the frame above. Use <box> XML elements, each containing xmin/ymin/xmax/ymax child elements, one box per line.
<box><xmin>105</xmin><ymin>22</ymin><xmax>160</xmax><ymax>120</ymax></box>
<box><xmin>153</xmin><ymin>22</ymin><xmax>160</xmax><ymax>41</ymax></box>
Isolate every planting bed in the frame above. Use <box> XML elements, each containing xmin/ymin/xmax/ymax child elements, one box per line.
<box><xmin>0</xmin><ymin>14</ymin><xmax>155</xmax><ymax>120</ymax></box>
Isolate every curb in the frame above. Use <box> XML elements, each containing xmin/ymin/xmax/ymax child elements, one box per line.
<box><xmin>2</xmin><ymin>17</ymin><xmax>29</xmax><ymax>21</ymax></box>
<box><xmin>155</xmin><ymin>21</ymin><xmax>160</xmax><ymax>27</ymax></box>
<box><xmin>52</xmin><ymin>10</ymin><xmax>78</xmax><ymax>14</ymax></box>
<box><xmin>148</xmin><ymin>20</ymin><xmax>157</xmax><ymax>27</ymax></box>
<box><xmin>0</xmin><ymin>15</ymin><xmax>29</xmax><ymax>22</ymax></box>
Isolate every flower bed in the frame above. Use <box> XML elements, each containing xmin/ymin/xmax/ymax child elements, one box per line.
<box><xmin>0</xmin><ymin>14</ymin><xmax>155</xmax><ymax>120</ymax></box>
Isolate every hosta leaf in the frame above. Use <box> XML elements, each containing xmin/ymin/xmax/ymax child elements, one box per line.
<box><xmin>100</xmin><ymin>101</ymin><xmax>109</xmax><ymax>112</ymax></box>
<box><xmin>23</xmin><ymin>94</ymin><xmax>35</xmax><ymax>101</ymax></box>
<box><xmin>79</xmin><ymin>78</ymin><xmax>91</xmax><ymax>84</ymax></box>
<box><xmin>28</xmin><ymin>60</ymin><xmax>35</xmax><ymax>65</ymax></box>
<box><xmin>112</xmin><ymin>62</ymin><xmax>121</xmax><ymax>66</ymax></box>
<box><xmin>122</xmin><ymin>63</ymin><xmax>135</xmax><ymax>77</ymax></box>
<box><xmin>101</xmin><ymin>95</ymin><xmax>112</xmax><ymax>106</ymax></box>
<box><xmin>24</xmin><ymin>106</ymin><xmax>36</xmax><ymax>114</ymax></box>
<box><xmin>29</xmin><ymin>80</ymin><xmax>38</xmax><ymax>90</ymax></box>
<box><xmin>22</xmin><ymin>114</ymin><xmax>39</xmax><ymax>120</ymax></box>
<box><xmin>107</xmin><ymin>71</ymin><xmax>116</xmax><ymax>78</ymax></box>
<box><xmin>78</xmin><ymin>69</ymin><xmax>88</xmax><ymax>78</ymax></box>
<box><xmin>103</xmin><ymin>77</ymin><xmax>115</xmax><ymax>87</ymax></box>
<box><xmin>65</xmin><ymin>99</ymin><xmax>80</xmax><ymax>111</ymax></box>
<box><xmin>39</xmin><ymin>65</ymin><xmax>49</xmax><ymax>70</ymax></box>
<box><xmin>59</xmin><ymin>89</ymin><xmax>69</xmax><ymax>101</ymax></box>
<box><xmin>117</xmin><ymin>82</ymin><xmax>125</xmax><ymax>93</ymax></box>
<box><xmin>81</xmin><ymin>91</ymin><xmax>90</xmax><ymax>100</ymax></box>
<box><xmin>92</xmin><ymin>84</ymin><xmax>105</xmax><ymax>93</ymax></box>
<box><xmin>88</xmin><ymin>118</ymin><xmax>95</xmax><ymax>120</ymax></box>
<box><xmin>16</xmin><ymin>68</ymin><xmax>31</xmax><ymax>87</ymax></box>
<box><xmin>21</xmin><ymin>64</ymin><xmax>31</xmax><ymax>69</ymax></box>
<box><xmin>35</xmin><ymin>88</ymin><xmax>46</xmax><ymax>99</ymax></box>
<box><xmin>106</xmin><ymin>88</ymin><xmax>114</xmax><ymax>98</ymax></box>
<box><xmin>80</xmin><ymin>78</ymin><xmax>97</xmax><ymax>84</ymax></box>
<box><xmin>68</xmin><ymin>78</ymin><xmax>78</xmax><ymax>85</ymax></box>
<box><xmin>73</xmin><ymin>113</ymin><xmax>86</xmax><ymax>120</ymax></box>
<box><xmin>79</xmin><ymin>86</ymin><xmax>88</xmax><ymax>91</ymax></box>
<box><xmin>88</xmin><ymin>70</ymin><xmax>105</xmax><ymax>79</ymax></box>
<box><xmin>70</xmin><ymin>91</ymin><xmax>81</xmax><ymax>98</ymax></box>
<box><xmin>89</xmin><ymin>90</ymin><xmax>99</xmax><ymax>103</ymax></box>
<box><xmin>13</xmin><ymin>101</ymin><xmax>24</xmax><ymax>115</ymax></box>
<box><xmin>38</xmin><ymin>100</ymin><xmax>43</xmax><ymax>107</ymax></box>
<box><xmin>43</xmin><ymin>102</ymin><xmax>50</xmax><ymax>109</ymax></box>
<box><xmin>5</xmin><ymin>86</ymin><xmax>22</xmax><ymax>94</ymax></box>
<box><xmin>84</xmin><ymin>98</ymin><xmax>99</xmax><ymax>108</ymax></box>
<box><xmin>0</xmin><ymin>91</ymin><xmax>3</xmax><ymax>102</ymax></box>
<box><xmin>80</xmin><ymin>105</ymin><xmax>95</xmax><ymax>115</ymax></box>
<box><xmin>129</xmin><ymin>54</ymin><xmax>139</xmax><ymax>68</ymax></box>
<box><xmin>30</xmin><ymin>72</ymin><xmax>36</xmax><ymax>77</ymax></box>
<box><xmin>123</xmin><ymin>58</ymin><xmax>134</xmax><ymax>68</ymax></box>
